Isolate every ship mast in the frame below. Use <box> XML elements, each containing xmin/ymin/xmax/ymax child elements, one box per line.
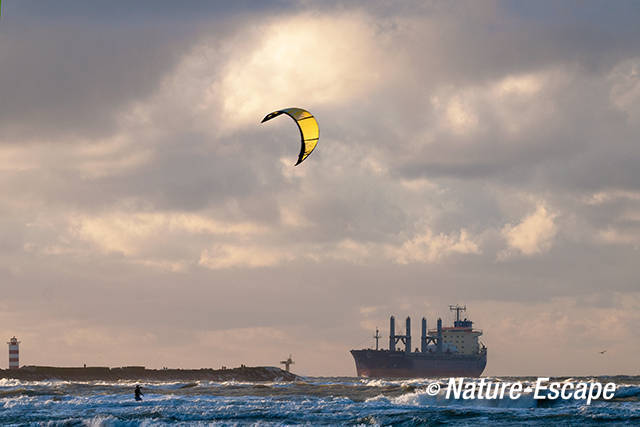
<box><xmin>449</xmin><ymin>304</ymin><xmax>466</xmax><ymax>322</ymax></box>
<box><xmin>373</xmin><ymin>328</ymin><xmax>381</xmax><ymax>350</ymax></box>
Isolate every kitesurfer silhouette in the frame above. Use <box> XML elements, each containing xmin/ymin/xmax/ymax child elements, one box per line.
<box><xmin>134</xmin><ymin>385</ymin><xmax>143</xmax><ymax>401</ymax></box>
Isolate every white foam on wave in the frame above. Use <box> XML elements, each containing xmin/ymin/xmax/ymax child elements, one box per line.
<box><xmin>0</xmin><ymin>378</ymin><xmax>79</xmax><ymax>388</ymax></box>
<box><xmin>1</xmin><ymin>394</ymin><xmax>38</xmax><ymax>409</ymax></box>
<box><xmin>391</xmin><ymin>387</ymin><xmax>539</xmax><ymax>409</ymax></box>
<box><xmin>83</xmin><ymin>415</ymin><xmax>118</xmax><ymax>427</ymax></box>
<box><xmin>69</xmin><ymin>414</ymin><xmax>153</xmax><ymax>427</ymax></box>
<box><xmin>0</xmin><ymin>378</ymin><xmax>22</xmax><ymax>388</ymax></box>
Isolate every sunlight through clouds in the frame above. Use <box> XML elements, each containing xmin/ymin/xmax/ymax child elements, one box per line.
<box><xmin>214</xmin><ymin>12</ymin><xmax>385</xmax><ymax>130</ymax></box>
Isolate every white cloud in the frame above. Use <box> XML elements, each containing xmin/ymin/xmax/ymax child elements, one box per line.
<box><xmin>199</xmin><ymin>228</ymin><xmax>483</xmax><ymax>269</ymax></box>
<box><xmin>430</xmin><ymin>70</ymin><xmax>555</xmax><ymax>138</ymax></box>
<box><xmin>494</xmin><ymin>73</ymin><xmax>544</xmax><ymax>97</ymax></box>
<box><xmin>501</xmin><ymin>204</ymin><xmax>557</xmax><ymax>257</ymax></box>
<box><xmin>74</xmin><ymin>212</ymin><xmax>264</xmax><ymax>254</ymax></box>
<box><xmin>443</xmin><ymin>94</ymin><xmax>480</xmax><ymax>135</ymax></box>
<box><xmin>390</xmin><ymin>228</ymin><xmax>480</xmax><ymax>264</ymax></box>
<box><xmin>431</xmin><ymin>91</ymin><xmax>479</xmax><ymax>136</ymax></box>
<box><xmin>62</xmin><ymin>211</ymin><xmax>270</xmax><ymax>271</ymax></box>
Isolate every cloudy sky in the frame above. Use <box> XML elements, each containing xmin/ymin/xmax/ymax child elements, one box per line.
<box><xmin>1</xmin><ymin>0</ymin><xmax>639</xmax><ymax>376</ymax></box>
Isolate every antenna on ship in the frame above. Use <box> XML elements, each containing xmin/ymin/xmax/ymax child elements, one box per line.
<box><xmin>280</xmin><ymin>354</ymin><xmax>294</xmax><ymax>372</ymax></box>
<box><xmin>373</xmin><ymin>328</ymin><xmax>381</xmax><ymax>350</ymax></box>
<box><xmin>449</xmin><ymin>305</ymin><xmax>466</xmax><ymax>322</ymax></box>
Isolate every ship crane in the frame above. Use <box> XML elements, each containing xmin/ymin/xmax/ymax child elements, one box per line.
<box><xmin>280</xmin><ymin>354</ymin><xmax>294</xmax><ymax>372</ymax></box>
<box><xmin>388</xmin><ymin>316</ymin><xmax>412</xmax><ymax>353</ymax></box>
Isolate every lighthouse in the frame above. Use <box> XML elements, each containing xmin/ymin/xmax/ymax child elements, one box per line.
<box><xmin>7</xmin><ymin>337</ymin><xmax>19</xmax><ymax>369</ymax></box>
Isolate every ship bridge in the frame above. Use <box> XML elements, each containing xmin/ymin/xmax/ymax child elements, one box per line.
<box><xmin>431</xmin><ymin>305</ymin><xmax>483</xmax><ymax>355</ymax></box>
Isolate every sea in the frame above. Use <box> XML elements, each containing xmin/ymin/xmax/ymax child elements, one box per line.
<box><xmin>1</xmin><ymin>376</ymin><xmax>638</xmax><ymax>426</ymax></box>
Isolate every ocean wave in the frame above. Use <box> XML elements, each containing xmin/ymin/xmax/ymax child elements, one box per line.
<box><xmin>0</xmin><ymin>376</ymin><xmax>636</xmax><ymax>424</ymax></box>
<box><xmin>613</xmin><ymin>385</ymin><xmax>640</xmax><ymax>399</ymax></box>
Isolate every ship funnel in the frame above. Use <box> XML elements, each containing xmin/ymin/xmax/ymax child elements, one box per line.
<box><xmin>437</xmin><ymin>318</ymin><xmax>443</xmax><ymax>353</ymax></box>
<box><xmin>405</xmin><ymin>316</ymin><xmax>411</xmax><ymax>354</ymax></box>
<box><xmin>421</xmin><ymin>317</ymin><xmax>427</xmax><ymax>353</ymax></box>
<box><xmin>389</xmin><ymin>316</ymin><xmax>396</xmax><ymax>351</ymax></box>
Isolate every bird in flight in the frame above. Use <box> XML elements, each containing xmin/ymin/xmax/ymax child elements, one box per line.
<box><xmin>599</xmin><ymin>350</ymin><xmax>607</xmax><ymax>354</ymax></box>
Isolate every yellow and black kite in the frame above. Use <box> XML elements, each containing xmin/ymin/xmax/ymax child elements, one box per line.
<box><xmin>261</xmin><ymin>107</ymin><xmax>319</xmax><ymax>166</ymax></box>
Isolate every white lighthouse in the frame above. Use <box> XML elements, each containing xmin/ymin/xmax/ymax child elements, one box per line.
<box><xmin>7</xmin><ymin>337</ymin><xmax>19</xmax><ymax>369</ymax></box>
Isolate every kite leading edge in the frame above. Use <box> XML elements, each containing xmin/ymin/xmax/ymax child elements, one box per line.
<box><xmin>261</xmin><ymin>107</ymin><xmax>319</xmax><ymax>166</ymax></box>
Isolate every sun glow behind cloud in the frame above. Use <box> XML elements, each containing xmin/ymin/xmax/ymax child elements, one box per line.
<box><xmin>213</xmin><ymin>12</ymin><xmax>386</xmax><ymax>132</ymax></box>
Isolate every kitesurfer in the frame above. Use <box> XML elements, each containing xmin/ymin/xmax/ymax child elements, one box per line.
<box><xmin>134</xmin><ymin>385</ymin><xmax>143</xmax><ymax>401</ymax></box>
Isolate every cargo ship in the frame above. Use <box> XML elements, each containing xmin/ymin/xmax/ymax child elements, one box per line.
<box><xmin>350</xmin><ymin>305</ymin><xmax>487</xmax><ymax>378</ymax></box>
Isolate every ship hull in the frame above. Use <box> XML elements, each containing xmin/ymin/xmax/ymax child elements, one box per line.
<box><xmin>350</xmin><ymin>349</ymin><xmax>486</xmax><ymax>378</ymax></box>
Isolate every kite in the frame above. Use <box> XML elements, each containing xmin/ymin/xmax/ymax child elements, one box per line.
<box><xmin>261</xmin><ymin>108</ymin><xmax>319</xmax><ymax>166</ymax></box>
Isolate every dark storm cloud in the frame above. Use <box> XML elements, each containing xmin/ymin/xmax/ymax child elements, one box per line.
<box><xmin>0</xmin><ymin>0</ymin><xmax>292</xmax><ymax>141</ymax></box>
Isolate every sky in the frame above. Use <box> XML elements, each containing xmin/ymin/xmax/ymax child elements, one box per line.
<box><xmin>0</xmin><ymin>0</ymin><xmax>639</xmax><ymax>376</ymax></box>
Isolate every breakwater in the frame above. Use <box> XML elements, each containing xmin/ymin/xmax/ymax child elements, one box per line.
<box><xmin>0</xmin><ymin>365</ymin><xmax>298</xmax><ymax>381</ymax></box>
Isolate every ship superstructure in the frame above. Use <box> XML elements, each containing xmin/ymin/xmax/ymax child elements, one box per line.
<box><xmin>350</xmin><ymin>305</ymin><xmax>487</xmax><ymax>378</ymax></box>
